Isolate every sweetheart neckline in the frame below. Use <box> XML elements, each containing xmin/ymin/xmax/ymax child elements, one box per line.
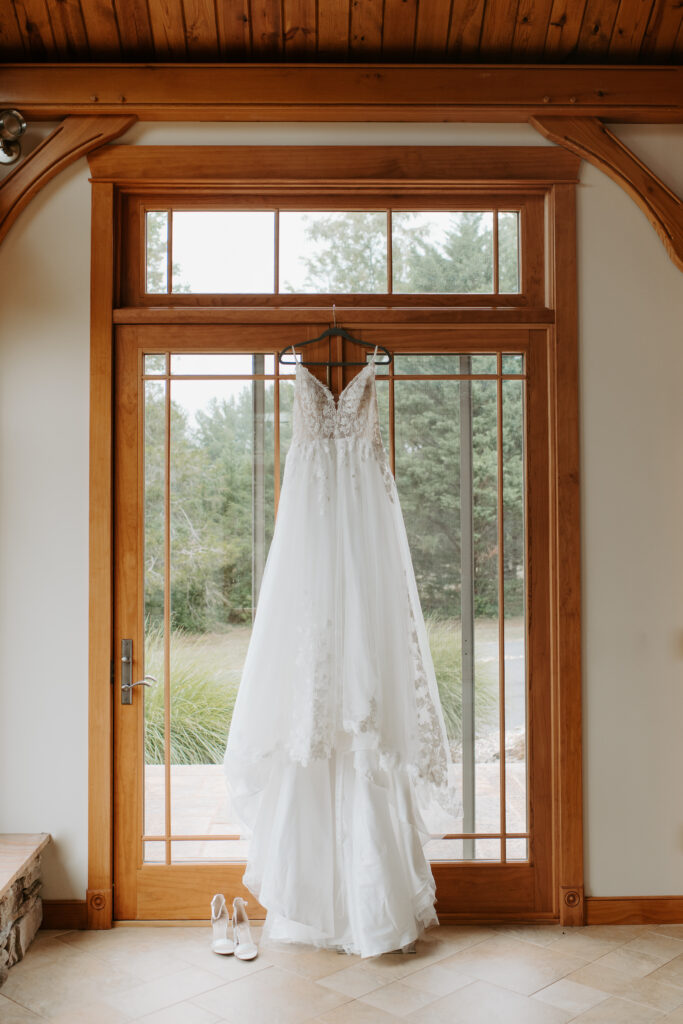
<box><xmin>296</xmin><ymin>361</ymin><xmax>376</xmax><ymax>410</ymax></box>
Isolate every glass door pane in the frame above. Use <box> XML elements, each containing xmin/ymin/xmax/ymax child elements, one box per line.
<box><xmin>142</xmin><ymin>354</ymin><xmax>276</xmax><ymax>862</ymax></box>
<box><xmin>141</xmin><ymin>347</ymin><xmax>528</xmax><ymax>866</ymax></box>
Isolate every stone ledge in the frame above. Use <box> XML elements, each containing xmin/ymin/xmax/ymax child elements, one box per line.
<box><xmin>0</xmin><ymin>833</ymin><xmax>51</xmax><ymax>988</ymax></box>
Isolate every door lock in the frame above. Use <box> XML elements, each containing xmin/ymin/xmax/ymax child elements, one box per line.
<box><xmin>121</xmin><ymin>639</ymin><xmax>157</xmax><ymax>705</ymax></box>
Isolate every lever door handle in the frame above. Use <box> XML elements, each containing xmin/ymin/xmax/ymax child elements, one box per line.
<box><xmin>122</xmin><ymin>675</ymin><xmax>157</xmax><ymax>691</ymax></box>
<box><xmin>121</xmin><ymin>639</ymin><xmax>157</xmax><ymax>704</ymax></box>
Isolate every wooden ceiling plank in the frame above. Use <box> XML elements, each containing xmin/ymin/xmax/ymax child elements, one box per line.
<box><xmin>48</xmin><ymin>0</ymin><xmax>89</xmax><ymax>56</ymax></box>
<box><xmin>544</xmin><ymin>0</ymin><xmax>589</xmax><ymax>59</ymax></box>
<box><xmin>12</xmin><ymin>0</ymin><xmax>57</xmax><ymax>58</ymax></box>
<box><xmin>3</xmin><ymin>64</ymin><xmax>681</xmax><ymax>121</ymax></box>
<box><xmin>530</xmin><ymin>115</ymin><xmax>683</xmax><ymax>271</ymax></box>
<box><xmin>349</xmin><ymin>0</ymin><xmax>383</xmax><ymax>56</ymax></box>
<box><xmin>381</xmin><ymin>0</ymin><xmax>417</xmax><ymax>56</ymax></box>
<box><xmin>446</xmin><ymin>0</ymin><xmax>486</xmax><ymax>57</ymax></box>
<box><xmin>513</xmin><ymin>0</ymin><xmax>555</xmax><ymax>59</ymax></box>
<box><xmin>147</xmin><ymin>0</ymin><xmax>188</xmax><ymax>57</ymax></box>
<box><xmin>79</xmin><ymin>0</ymin><xmax>122</xmax><ymax>57</ymax></box>
<box><xmin>250</xmin><ymin>0</ymin><xmax>283</xmax><ymax>55</ymax></box>
<box><xmin>215</xmin><ymin>0</ymin><xmax>251</xmax><ymax>54</ymax></box>
<box><xmin>0</xmin><ymin>4</ymin><xmax>27</xmax><ymax>58</ymax></box>
<box><xmin>608</xmin><ymin>0</ymin><xmax>655</xmax><ymax>56</ymax></box>
<box><xmin>414</xmin><ymin>0</ymin><xmax>452</xmax><ymax>56</ymax></box>
<box><xmin>641</xmin><ymin>0</ymin><xmax>683</xmax><ymax>59</ymax></box>
<box><xmin>181</xmin><ymin>0</ymin><xmax>218</xmax><ymax>55</ymax></box>
<box><xmin>576</xmin><ymin>0</ymin><xmax>621</xmax><ymax>56</ymax></box>
<box><xmin>479</xmin><ymin>0</ymin><xmax>522</xmax><ymax>56</ymax></box>
<box><xmin>317</xmin><ymin>0</ymin><xmax>349</xmax><ymax>55</ymax></box>
<box><xmin>675</xmin><ymin>11</ymin><xmax>683</xmax><ymax>59</ymax></box>
<box><xmin>0</xmin><ymin>114</ymin><xmax>135</xmax><ymax>246</ymax></box>
<box><xmin>283</xmin><ymin>0</ymin><xmax>317</xmax><ymax>56</ymax></box>
<box><xmin>112</xmin><ymin>0</ymin><xmax>154</xmax><ymax>55</ymax></box>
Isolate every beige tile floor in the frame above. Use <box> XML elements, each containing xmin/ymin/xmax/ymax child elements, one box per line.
<box><xmin>5</xmin><ymin>921</ymin><xmax>683</xmax><ymax>1022</ymax></box>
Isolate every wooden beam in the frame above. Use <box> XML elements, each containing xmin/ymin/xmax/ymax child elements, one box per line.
<box><xmin>530</xmin><ymin>115</ymin><xmax>683</xmax><ymax>272</ymax></box>
<box><xmin>0</xmin><ymin>115</ymin><xmax>135</xmax><ymax>245</ymax></box>
<box><xmin>0</xmin><ymin>63</ymin><xmax>681</xmax><ymax>122</ymax></box>
<box><xmin>87</xmin><ymin>143</ymin><xmax>580</xmax><ymax>184</ymax></box>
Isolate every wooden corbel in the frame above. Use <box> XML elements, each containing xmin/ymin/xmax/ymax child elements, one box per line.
<box><xmin>0</xmin><ymin>115</ymin><xmax>135</xmax><ymax>246</ymax></box>
<box><xmin>529</xmin><ymin>116</ymin><xmax>683</xmax><ymax>273</ymax></box>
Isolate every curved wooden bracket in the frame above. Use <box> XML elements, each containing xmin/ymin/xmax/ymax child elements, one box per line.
<box><xmin>0</xmin><ymin>115</ymin><xmax>136</xmax><ymax>246</ymax></box>
<box><xmin>529</xmin><ymin>116</ymin><xmax>683</xmax><ymax>273</ymax></box>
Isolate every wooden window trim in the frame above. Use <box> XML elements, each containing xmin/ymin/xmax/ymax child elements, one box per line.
<box><xmin>87</xmin><ymin>145</ymin><xmax>583</xmax><ymax>927</ymax></box>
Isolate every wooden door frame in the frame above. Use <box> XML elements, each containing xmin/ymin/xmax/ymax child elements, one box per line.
<box><xmin>87</xmin><ymin>145</ymin><xmax>583</xmax><ymax>929</ymax></box>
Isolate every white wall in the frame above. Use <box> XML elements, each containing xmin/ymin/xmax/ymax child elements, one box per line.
<box><xmin>0</xmin><ymin>158</ymin><xmax>92</xmax><ymax>898</ymax></box>
<box><xmin>0</xmin><ymin>122</ymin><xmax>681</xmax><ymax>901</ymax></box>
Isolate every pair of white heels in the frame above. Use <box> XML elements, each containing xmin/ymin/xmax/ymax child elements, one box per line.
<box><xmin>210</xmin><ymin>894</ymin><xmax>258</xmax><ymax>960</ymax></box>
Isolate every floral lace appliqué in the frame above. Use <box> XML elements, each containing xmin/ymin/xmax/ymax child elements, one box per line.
<box><xmin>289</xmin><ymin>362</ymin><xmax>395</xmax><ymax>508</ymax></box>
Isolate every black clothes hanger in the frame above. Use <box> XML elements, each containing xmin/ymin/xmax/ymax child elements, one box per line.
<box><xmin>278</xmin><ymin>308</ymin><xmax>392</xmax><ymax>367</ymax></box>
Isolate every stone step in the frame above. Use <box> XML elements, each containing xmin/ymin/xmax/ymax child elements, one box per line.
<box><xmin>0</xmin><ymin>833</ymin><xmax>51</xmax><ymax>987</ymax></box>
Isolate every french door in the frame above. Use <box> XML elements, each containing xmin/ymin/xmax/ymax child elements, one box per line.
<box><xmin>113</xmin><ymin>322</ymin><xmax>554</xmax><ymax>921</ymax></box>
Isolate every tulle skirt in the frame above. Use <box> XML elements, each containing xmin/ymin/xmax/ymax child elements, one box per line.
<box><xmin>223</xmin><ymin>437</ymin><xmax>458</xmax><ymax>957</ymax></box>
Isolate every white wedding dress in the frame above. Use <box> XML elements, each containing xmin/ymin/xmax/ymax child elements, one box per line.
<box><xmin>223</xmin><ymin>345</ymin><xmax>460</xmax><ymax>958</ymax></box>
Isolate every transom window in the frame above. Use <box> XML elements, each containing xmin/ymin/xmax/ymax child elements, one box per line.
<box><xmin>145</xmin><ymin>208</ymin><xmax>521</xmax><ymax>296</ymax></box>
<box><xmin>121</xmin><ymin>189</ymin><xmax>545</xmax><ymax>308</ymax></box>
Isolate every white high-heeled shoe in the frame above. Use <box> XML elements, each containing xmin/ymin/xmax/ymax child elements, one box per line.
<box><xmin>232</xmin><ymin>897</ymin><xmax>258</xmax><ymax>960</ymax></box>
<box><xmin>210</xmin><ymin>894</ymin><xmax>234</xmax><ymax>955</ymax></box>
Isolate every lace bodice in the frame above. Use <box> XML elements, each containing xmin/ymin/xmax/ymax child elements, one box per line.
<box><xmin>288</xmin><ymin>353</ymin><xmax>396</xmax><ymax>505</ymax></box>
<box><xmin>292</xmin><ymin>360</ymin><xmax>382</xmax><ymax>444</ymax></box>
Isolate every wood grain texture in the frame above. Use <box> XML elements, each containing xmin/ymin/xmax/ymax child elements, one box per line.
<box><xmin>316</xmin><ymin>0</ymin><xmax>349</xmax><ymax>54</ymax></box>
<box><xmin>88</xmin><ymin>182</ymin><xmax>116</xmax><ymax>930</ymax></box>
<box><xmin>113</xmin><ymin>307</ymin><xmax>556</xmax><ymax>324</ymax></box>
<box><xmin>608</xmin><ymin>0</ymin><xmax>656</xmax><ymax>56</ymax></box>
<box><xmin>577</xmin><ymin>0</ymin><xmax>621</xmax><ymax>56</ymax></box>
<box><xmin>382</xmin><ymin>0</ymin><xmax>418</xmax><ymax>56</ymax></box>
<box><xmin>47</xmin><ymin>0</ymin><xmax>89</xmax><ymax>56</ymax></box>
<box><xmin>79</xmin><ymin>0</ymin><xmax>122</xmax><ymax>56</ymax></box>
<box><xmin>414</xmin><ymin>0</ymin><xmax>452</xmax><ymax>56</ymax></box>
<box><xmin>88</xmin><ymin>143</ymin><xmax>581</xmax><ymax>184</ymax></box>
<box><xmin>447</xmin><ymin>0</ymin><xmax>486</xmax><ymax>56</ymax></box>
<box><xmin>3</xmin><ymin>0</ymin><xmax>683</xmax><ymax>60</ymax></box>
<box><xmin>531</xmin><ymin>115</ymin><xmax>683</xmax><ymax>271</ymax></box>
<box><xmin>283</xmin><ymin>0</ymin><xmax>317</xmax><ymax>56</ymax></box>
<box><xmin>250</xmin><ymin>0</ymin><xmax>283</xmax><ymax>54</ymax></box>
<box><xmin>215</xmin><ymin>0</ymin><xmax>251</xmax><ymax>55</ymax></box>
<box><xmin>0</xmin><ymin>115</ymin><xmax>135</xmax><ymax>246</ymax></box>
<box><xmin>586</xmin><ymin>896</ymin><xmax>683</xmax><ymax>925</ymax></box>
<box><xmin>181</xmin><ymin>0</ymin><xmax>217</xmax><ymax>55</ymax></box>
<box><xmin>0</xmin><ymin>4</ymin><xmax>25</xmax><ymax>58</ymax></box>
<box><xmin>113</xmin><ymin>326</ymin><xmax>145</xmax><ymax>920</ymax></box>
<box><xmin>513</xmin><ymin>0</ymin><xmax>555</xmax><ymax>58</ymax></box>
<box><xmin>546</xmin><ymin>181</ymin><xmax>584</xmax><ymax>926</ymax></box>
<box><xmin>349</xmin><ymin>0</ymin><xmax>383</xmax><ymax>55</ymax></box>
<box><xmin>544</xmin><ymin>0</ymin><xmax>589</xmax><ymax>59</ymax></box>
<box><xmin>640</xmin><ymin>0</ymin><xmax>683</xmax><ymax>59</ymax></box>
<box><xmin>113</xmin><ymin>0</ymin><xmax>154</xmax><ymax>53</ymax></box>
<box><xmin>5</xmin><ymin>64</ymin><xmax>681</xmax><ymax>122</ymax></box>
<box><xmin>11</xmin><ymin>0</ymin><xmax>57</xmax><ymax>58</ymax></box>
<box><xmin>147</xmin><ymin>0</ymin><xmax>187</xmax><ymax>56</ymax></box>
<box><xmin>479</xmin><ymin>0</ymin><xmax>521</xmax><ymax>55</ymax></box>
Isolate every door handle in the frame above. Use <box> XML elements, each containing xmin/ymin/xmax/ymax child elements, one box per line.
<box><xmin>120</xmin><ymin>638</ymin><xmax>158</xmax><ymax>705</ymax></box>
